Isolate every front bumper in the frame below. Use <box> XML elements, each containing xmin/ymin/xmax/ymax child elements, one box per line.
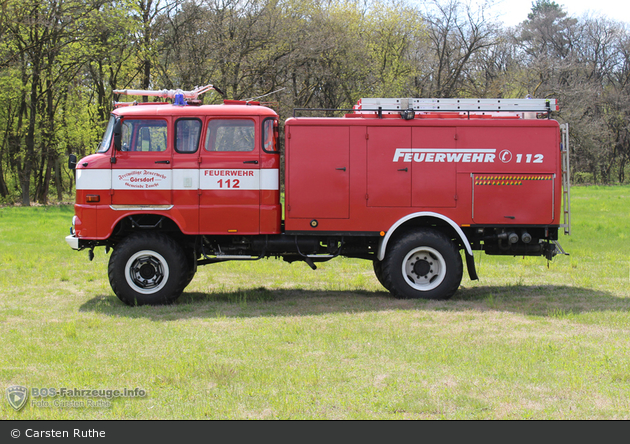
<box><xmin>66</xmin><ymin>234</ymin><xmax>80</xmax><ymax>250</ymax></box>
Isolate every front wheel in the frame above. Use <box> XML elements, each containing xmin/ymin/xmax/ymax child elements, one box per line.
<box><xmin>108</xmin><ymin>233</ymin><xmax>189</xmax><ymax>306</ymax></box>
<box><xmin>182</xmin><ymin>247</ymin><xmax>197</xmax><ymax>288</ymax></box>
<box><xmin>381</xmin><ymin>229</ymin><xmax>463</xmax><ymax>300</ymax></box>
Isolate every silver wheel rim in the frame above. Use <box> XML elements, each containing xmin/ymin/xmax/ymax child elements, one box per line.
<box><xmin>125</xmin><ymin>250</ymin><xmax>170</xmax><ymax>295</ymax></box>
<box><xmin>402</xmin><ymin>246</ymin><xmax>446</xmax><ymax>291</ymax></box>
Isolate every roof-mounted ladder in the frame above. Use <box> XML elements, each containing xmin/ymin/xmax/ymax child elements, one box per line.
<box><xmin>355</xmin><ymin>97</ymin><xmax>559</xmax><ymax>112</ymax></box>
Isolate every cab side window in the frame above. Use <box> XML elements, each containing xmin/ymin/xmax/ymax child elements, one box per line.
<box><xmin>175</xmin><ymin>119</ymin><xmax>201</xmax><ymax>153</ymax></box>
<box><xmin>121</xmin><ymin>119</ymin><xmax>167</xmax><ymax>152</ymax></box>
<box><xmin>205</xmin><ymin>119</ymin><xmax>255</xmax><ymax>152</ymax></box>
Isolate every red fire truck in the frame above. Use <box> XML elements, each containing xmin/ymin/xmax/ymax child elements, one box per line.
<box><xmin>66</xmin><ymin>85</ymin><xmax>571</xmax><ymax>306</ymax></box>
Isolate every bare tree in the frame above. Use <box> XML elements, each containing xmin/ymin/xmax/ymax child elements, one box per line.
<box><xmin>413</xmin><ymin>0</ymin><xmax>499</xmax><ymax>97</ymax></box>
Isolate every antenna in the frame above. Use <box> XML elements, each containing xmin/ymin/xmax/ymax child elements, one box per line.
<box><xmin>245</xmin><ymin>87</ymin><xmax>286</xmax><ymax>102</ymax></box>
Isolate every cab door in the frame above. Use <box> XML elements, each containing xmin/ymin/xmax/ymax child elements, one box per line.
<box><xmin>199</xmin><ymin>118</ymin><xmax>261</xmax><ymax>234</ymax></box>
<box><xmin>171</xmin><ymin>118</ymin><xmax>202</xmax><ymax>234</ymax></box>
<box><xmin>111</xmin><ymin>118</ymin><xmax>172</xmax><ymax>206</ymax></box>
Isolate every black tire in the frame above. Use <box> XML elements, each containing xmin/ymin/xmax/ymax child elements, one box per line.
<box><xmin>381</xmin><ymin>229</ymin><xmax>463</xmax><ymax>300</ymax></box>
<box><xmin>183</xmin><ymin>247</ymin><xmax>197</xmax><ymax>288</ymax></box>
<box><xmin>372</xmin><ymin>259</ymin><xmax>391</xmax><ymax>291</ymax></box>
<box><xmin>108</xmin><ymin>232</ymin><xmax>189</xmax><ymax>306</ymax></box>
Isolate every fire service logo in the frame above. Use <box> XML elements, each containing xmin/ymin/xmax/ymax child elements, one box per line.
<box><xmin>391</xmin><ymin>148</ymin><xmax>541</xmax><ymax>165</ymax></box>
<box><xmin>6</xmin><ymin>385</ymin><xmax>28</xmax><ymax>411</ymax></box>
<box><xmin>115</xmin><ymin>170</ymin><xmax>169</xmax><ymax>189</ymax></box>
<box><xmin>499</xmin><ymin>150</ymin><xmax>513</xmax><ymax>163</ymax></box>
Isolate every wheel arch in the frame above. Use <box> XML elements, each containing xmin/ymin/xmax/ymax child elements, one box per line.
<box><xmin>109</xmin><ymin>212</ymin><xmax>186</xmax><ymax>243</ymax></box>
<box><xmin>377</xmin><ymin>212</ymin><xmax>473</xmax><ymax>261</ymax></box>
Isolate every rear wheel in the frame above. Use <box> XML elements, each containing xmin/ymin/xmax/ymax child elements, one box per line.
<box><xmin>381</xmin><ymin>229</ymin><xmax>462</xmax><ymax>300</ymax></box>
<box><xmin>372</xmin><ymin>259</ymin><xmax>391</xmax><ymax>291</ymax></box>
<box><xmin>108</xmin><ymin>233</ymin><xmax>188</xmax><ymax>306</ymax></box>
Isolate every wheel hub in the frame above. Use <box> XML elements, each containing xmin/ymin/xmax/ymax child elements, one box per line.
<box><xmin>402</xmin><ymin>246</ymin><xmax>447</xmax><ymax>291</ymax></box>
<box><xmin>139</xmin><ymin>262</ymin><xmax>157</xmax><ymax>280</ymax></box>
<box><xmin>412</xmin><ymin>259</ymin><xmax>432</xmax><ymax>277</ymax></box>
<box><xmin>125</xmin><ymin>251</ymin><xmax>170</xmax><ymax>294</ymax></box>
<box><xmin>130</xmin><ymin>256</ymin><xmax>164</xmax><ymax>288</ymax></box>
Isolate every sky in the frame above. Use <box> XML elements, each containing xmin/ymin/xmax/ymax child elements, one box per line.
<box><xmin>489</xmin><ymin>0</ymin><xmax>630</xmax><ymax>26</ymax></box>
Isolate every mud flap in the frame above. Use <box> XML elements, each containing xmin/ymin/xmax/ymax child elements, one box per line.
<box><xmin>465</xmin><ymin>252</ymin><xmax>479</xmax><ymax>281</ymax></box>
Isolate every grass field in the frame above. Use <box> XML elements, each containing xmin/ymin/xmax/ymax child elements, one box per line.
<box><xmin>0</xmin><ymin>185</ymin><xmax>629</xmax><ymax>419</ymax></box>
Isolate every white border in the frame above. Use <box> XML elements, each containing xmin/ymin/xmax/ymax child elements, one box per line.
<box><xmin>76</xmin><ymin>168</ymin><xmax>280</xmax><ymax>191</ymax></box>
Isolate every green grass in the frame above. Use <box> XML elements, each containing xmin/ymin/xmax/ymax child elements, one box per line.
<box><xmin>0</xmin><ymin>186</ymin><xmax>629</xmax><ymax>419</ymax></box>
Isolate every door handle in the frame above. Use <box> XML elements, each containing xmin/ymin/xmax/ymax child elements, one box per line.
<box><xmin>243</xmin><ymin>160</ymin><xmax>258</xmax><ymax>164</ymax></box>
<box><xmin>336</xmin><ymin>167</ymin><xmax>346</xmax><ymax>171</ymax></box>
<box><xmin>155</xmin><ymin>160</ymin><xmax>170</xmax><ymax>164</ymax></box>
<box><xmin>398</xmin><ymin>168</ymin><xmax>408</xmax><ymax>172</ymax></box>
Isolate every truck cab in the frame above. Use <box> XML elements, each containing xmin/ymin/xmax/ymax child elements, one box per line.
<box><xmin>70</xmin><ymin>100</ymin><xmax>281</xmax><ymax>244</ymax></box>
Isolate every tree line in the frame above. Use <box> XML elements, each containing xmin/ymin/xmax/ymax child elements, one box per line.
<box><xmin>1</xmin><ymin>0</ymin><xmax>629</xmax><ymax>205</ymax></box>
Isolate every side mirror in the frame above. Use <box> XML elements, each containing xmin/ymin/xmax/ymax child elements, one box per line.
<box><xmin>68</xmin><ymin>154</ymin><xmax>77</xmax><ymax>170</ymax></box>
<box><xmin>113</xmin><ymin>118</ymin><xmax>122</xmax><ymax>151</ymax></box>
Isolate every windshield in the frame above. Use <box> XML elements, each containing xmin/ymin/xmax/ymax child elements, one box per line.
<box><xmin>97</xmin><ymin>116</ymin><xmax>116</xmax><ymax>153</ymax></box>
